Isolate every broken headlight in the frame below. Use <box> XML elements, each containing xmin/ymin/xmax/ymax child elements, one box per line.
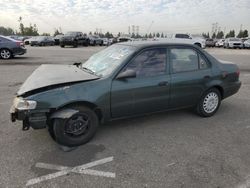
<box><xmin>13</xmin><ymin>97</ymin><xmax>37</xmax><ymax>110</ymax></box>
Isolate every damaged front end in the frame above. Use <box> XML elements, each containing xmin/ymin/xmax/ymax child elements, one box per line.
<box><xmin>10</xmin><ymin>97</ymin><xmax>49</xmax><ymax>130</ymax></box>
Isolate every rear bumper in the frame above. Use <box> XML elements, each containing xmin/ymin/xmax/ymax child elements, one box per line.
<box><xmin>12</xmin><ymin>47</ymin><xmax>27</xmax><ymax>56</ymax></box>
<box><xmin>223</xmin><ymin>81</ymin><xmax>241</xmax><ymax>99</ymax></box>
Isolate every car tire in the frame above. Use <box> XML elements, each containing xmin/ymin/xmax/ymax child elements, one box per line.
<box><xmin>60</xmin><ymin>44</ymin><xmax>65</xmax><ymax>48</ymax></box>
<box><xmin>73</xmin><ymin>42</ymin><xmax>78</xmax><ymax>48</ymax></box>
<box><xmin>53</xmin><ymin>106</ymin><xmax>99</xmax><ymax>147</ymax></box>
<box><xmin>196</xmin><ymin>88</ymin><xmax>221</xmax><ymax>117</ymax></box>
<box><xmin>0</xmin><ymin>48</ymin><xmax>12</xmax><ymax>59</ymax></box>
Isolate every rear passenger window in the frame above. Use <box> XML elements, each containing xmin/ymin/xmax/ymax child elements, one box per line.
<box><xmin>199</xmin><ymin>55</ymin><xmax>209</xmax><ymax>69</ymax></box>
<box><xmin>170</xmin><ymin>48</ymin><xmax>199</xmax><ymax>73</ymax></box>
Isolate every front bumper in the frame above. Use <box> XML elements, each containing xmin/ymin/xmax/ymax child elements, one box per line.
<box><xmin>10</xmin><ymin>107</ymin><xmax>48</xmax><ymax>130</ymax></box>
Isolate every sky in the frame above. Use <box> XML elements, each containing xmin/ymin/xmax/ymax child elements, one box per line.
<box><xmin>0</xmin><ymin>0</ymin><xmax>250</xmax><ymax>35</ymax></box>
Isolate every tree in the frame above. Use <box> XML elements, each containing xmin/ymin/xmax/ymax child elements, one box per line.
<box><xmin>17</xmin><ymin>17</ymin><xmax>39</xmax><ymax>36</ymax></box>
<box><xmin>89</xmin><ymin>31</ymin><xmax>92</xmax><ymax>35</ymax></box>
<box><xmin>145</xmin><ymin>34</ymin><xmax>148</xmax><ymax>38</ymax></box>
<box><xmin>161</xmin><ymin>32</ymin><xmax>164</xmax><ymax>38</ymax></box>
<box><xmin>225</xmin><ymin>30</ymin><xmax>235</xmax><ymax>38</ymax></box>
<box><xmin>41</xmin><ymin>33</ymin><xmax>50</xmax><ymax>36</ymax></box>
<box><xmin>216</xmin><ymin>31</ymin><xmax>224</xmax><ymax>39</ymax></box>
<box><xmin>243</xmin><ymin>29</ymin><xmax>248</xmax><ymax>38</ymax></box>
<box><xmin>238</xmin><ymin>29</ymin><xmax>249</xmax><ymax>38</ymax></box>
<box><xmin>212</xmin><ymin>32</ymin><xmax>216</xmax><ymax>39</ymax></box>
<box><xmin>117</xmin><ymin>32</ymin><xmax>121</xmax><ymax>37</ymax></box>
<box><xmin>148</xmin><ymin>33</ymin><xmax>152</xmax><ymax>38</ymax></box>
<box><xmin>0</xmin><ymin>26</ymin><xmax>15</xmax><ymax>35</ymax></box>
<box><xmin>53</xmin><ymin>29</ymin><xmax>62</xmax><ymax>37</ymax></box>
<box><xmin>156</xmin><ymin>32</ymin><xmax>160</xmax><ymax>37</ymax></box>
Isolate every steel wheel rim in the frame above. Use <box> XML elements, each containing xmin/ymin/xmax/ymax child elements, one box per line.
<box><xmin>1</xmin><ymin>50</ymin><xmax>11</xmax><ymax>59</ymax></box>
<box><xmin>64</xmin><ymin>113</ymin><xmax>90</xmax><ymax>136</ymax></box>
<box><xmin>203</xmin><ymin>92</ymin><xmax>219</xmax><ymax>113</ymax></box>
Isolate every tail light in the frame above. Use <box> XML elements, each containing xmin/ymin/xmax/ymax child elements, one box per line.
<box><xmin>236</xmin><ymin>70</ymin><xmax>240</xmax><ymax>77</ymax></box>
<box><xmin>16</xmin><ymin>41</ymin><xmax>24</xmax><ymax>46</ymax></box>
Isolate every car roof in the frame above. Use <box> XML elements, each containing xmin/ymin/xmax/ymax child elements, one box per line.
<box><xmin>115</xmin><ymin>40</ymin><xmax>198</xmax><ymax>49</ymax></box>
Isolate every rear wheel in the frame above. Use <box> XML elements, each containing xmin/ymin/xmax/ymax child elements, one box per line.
<box><xmin>60</xmin><ymin>44</ymin><xmax>65</xmax><ymax>48</ymax></box>
<box><xmin>196</xmin><ymin>88</ymin><xmax>221</xmax><ymax>117</ymax></box>
<box><xmin>53</xmin><ymin>106</ymin><xmax>99</xmax><ymax>147</ymax></box>
<box><xmin>0</xmin><ymin>49</ymin><xmax>12</xmax><ymax>59</ymax></box>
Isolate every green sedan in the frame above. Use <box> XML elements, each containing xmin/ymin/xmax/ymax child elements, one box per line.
<box><xmin>10</xmin><ymin>41</ymin><xmax>241</xmax><ymax>147</ymax></box>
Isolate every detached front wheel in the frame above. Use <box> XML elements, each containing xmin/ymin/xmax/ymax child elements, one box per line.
<box><xmin>53</xmin><ymin>106</ymin><xmax>99</xmax><ymax>147</ymax></box>
<box><xmin>196</xmin><ymin>88</ymin><xmax>221</xmax><ymax>117</ymax></box>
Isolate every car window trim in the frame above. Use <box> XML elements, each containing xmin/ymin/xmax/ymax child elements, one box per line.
<box><xmin>115</xmin><ymin>47</ymin><xmax>169</xmax><ymax>80</ymax></box>
<box><xmin>168</xmin><ymin>45</ymin><xmax>211</xmax><ymax>74</ymax></box>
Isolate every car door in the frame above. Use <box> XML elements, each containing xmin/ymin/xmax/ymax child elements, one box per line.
<box><xmin>169</xmin><ymin>46</ymin><xmax>212</xmax><ymax>108</ymax></box>
<box><xmin>111</xmin><ymin>47</ymin><xmax>171</xmax><ymax>118</ymax></box>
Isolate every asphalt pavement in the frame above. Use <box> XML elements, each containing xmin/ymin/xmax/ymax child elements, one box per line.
<box><xmin>0</xmin><ymin>46</ymin><xmax>250</xmax><ymax>188</ymax></box>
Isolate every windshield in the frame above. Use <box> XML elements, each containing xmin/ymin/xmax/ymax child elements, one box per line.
<box><xmin>81</xmin><ymin>44</ymin><xmax>136</xmax><ymax>77</ymax></box>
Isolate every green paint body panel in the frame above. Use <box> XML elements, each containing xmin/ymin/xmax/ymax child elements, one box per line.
<box><xmin>12</xmin><ymin>42</ymin><xmax>241</xmax><ymax>128</ymax></box>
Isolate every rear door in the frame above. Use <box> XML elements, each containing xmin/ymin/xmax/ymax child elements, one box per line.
<box><xmin>169</xmin><ymin>46</ymin><xmax>212</xmax><ymax>108</ymax></box>
<box><xmin>111</xmin><ymin>47</ymin><xmax>171</xmax><ymax>118</ymax></box>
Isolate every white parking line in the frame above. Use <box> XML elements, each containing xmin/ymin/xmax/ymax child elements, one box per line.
<box><xmin>26</xmin><ymin>156</ymin><xmax>115</xmax><ymax>186</ymax></box>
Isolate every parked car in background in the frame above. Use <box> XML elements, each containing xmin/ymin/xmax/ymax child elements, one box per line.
<box><xmin>215</xmin><ymin>39</ymin><xmax>225</xmax><ymax>47</ymax></box>
<box><xmin>117</xmin><ymin>37</ymin><xmax>132</xmax><ymax>42</ymax></box>
<box><xmin>30</xmin><ymin>36</ymin><xmax>55</xmax><ymax>46</ymax></box>
<box><xmin>171</xmin><ymin>33</ymin><xmax>206</xmax><ymax>48</ymax></box>
<box><xmin>224</xmin><ymin>38</ymin><xmax>243</xmax><ymax>49</ymax></box>
<box><xmin>54</xmin><ymin>34</ymin><xmax>64</xmax><ymax>45</ymax></box>
<box><xmin>0</xmin><ymin>35</ymin><xmax>26</xmax><ymax>59</ymax></box>
<box><xmin>88</xmin><ymin>35</ymin><xmax>103</xmax><ymax>46</ymax></box>
<box><xmin>60</xmin><ymin>32</ymin><xmax>89</xmax><ymax>47</ymax></box>
<box><xmin>243</xmin><ymin>39</ymin><xmax>250</xmax><ymax>49</ymax></box>
<box><xmin>102</xmin><ymin>38</ymin><xmax>110</xmax><ymax>46</ymax></box>
<box><xmin>205</xmin><ymin>38</ymin><xmax>216</xmax><ymax>47</ymax></box>
<box><xmin>24</xmin><ymin>36</ymin><xmax>36</xmax><ymax>45</ymax></box>
<box><xmin>10</xmin><ymin>41</ymin><xmax>241</xmax><ymax>146</ymax></box>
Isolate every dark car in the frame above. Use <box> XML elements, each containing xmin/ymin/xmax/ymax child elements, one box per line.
<box><xmin>88</xmin><ymin>35</ymin><xmax>103</xmax><ymax>46</ymax></box>
<box><xmin>0</xmin><ymin>36</ymin><xmax>26</xmax><ymax>59</ymax></box>
<box><xmin>205</xmin><ymin>38</ymin><xmax>216</xmax><ymax>47</ymax></box>
<box><xmin>60</xmin><ymin>32</ymin><xmax>89</xmax><ymax>47</ymax></box>
<box><xmin>30</xmin><ymin>36</ymin><xmax>55</xmax><ymax>46</ymax></box>
<box><xmin>54</xmin><ymin>34</ymin><xmax>64</xmax><ymax>45</ymax></box>
<box><xmin>10</xmin><ymin>42</ymin><xmax>241</xmax><ymax>147</ymax></box>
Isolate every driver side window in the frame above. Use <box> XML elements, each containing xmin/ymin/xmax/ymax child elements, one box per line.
<box><xmin>124</xmin><ymin>48</ymin><xmax>167</xmax><ymax>77</ymax></box>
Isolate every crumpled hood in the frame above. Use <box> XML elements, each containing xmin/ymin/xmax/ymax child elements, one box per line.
<box><xmin>17</xmin><ymin>64</ymin><xmax>99</xmax><ymax>96</ymax></box>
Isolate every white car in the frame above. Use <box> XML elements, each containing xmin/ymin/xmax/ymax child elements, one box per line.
<box><xmin>224</xmin><ymin>38</ymin><xmax>243</xmax><ymax>49</ymax></box>
<box><xmin>215</xmin><ymin>39</ymin><xmax>225</xmax><ymax>47</ymax></box>
<box><xmin>24</xmin><ymin>37</ymin><xmax>38</xmax><ymax>45</ymax></box>
<box><xmin>102</xmin><ymin>38</ymin><xmax>109</xmax><ymax>46</ymax></box>
<box><xmin>170</xmin><ymin>33</ymin><xmax>206</xmax><ymax>48</ymax></box>
<box><xmin>244</xmin><ymin>39</ymin><xmax>250</xmax><ymax>49</ymax></box>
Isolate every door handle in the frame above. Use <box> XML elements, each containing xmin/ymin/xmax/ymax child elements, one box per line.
<box><xmin>158</xmin><ymin>81</ymin><xmax>168</xmax><ymax>86</ymax></box>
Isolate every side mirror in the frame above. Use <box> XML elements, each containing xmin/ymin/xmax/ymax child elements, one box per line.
<box><xmin>116</xmin><ymin>69</ymin><xmax>136</xmax><ymax>79</ymax></box>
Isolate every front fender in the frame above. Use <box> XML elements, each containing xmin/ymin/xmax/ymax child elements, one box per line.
<box><xmin>50</xmin><ymin>108</ymin><xmax>79</xmax><ymax>119</ymax></box>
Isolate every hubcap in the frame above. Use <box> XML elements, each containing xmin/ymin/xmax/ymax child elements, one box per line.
<box><xmin>203</xmin><ymin>92</ymin><xmax>219</xmax><ymax>113</ymax></box>
<box><xmin>1</xmin><ymin>50</ymin><xmax>11</xmax><ymax>59</ymax></box>
<box><xmin>65</xmin><ymin>113</ymin><xmax>89</xmax><ymax>136</ymax></box>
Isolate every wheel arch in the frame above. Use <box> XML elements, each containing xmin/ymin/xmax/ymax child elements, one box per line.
<box><xmin>53</xmin><ymin>101</ymin><xmax>103</xmax><ymax>122</ymax></box>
